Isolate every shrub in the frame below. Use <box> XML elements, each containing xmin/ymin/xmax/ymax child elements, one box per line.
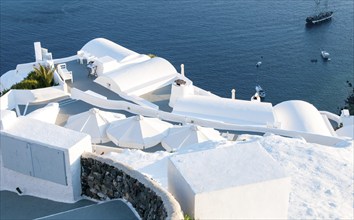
<box><xmin>339</xmin><ymin>80</ymin><xmax>354</xmax><ymax>115</ymax></box>
<box><xmin>147</xmin><ymin>53</ymin><xmax>157</xmax><ymax>58</ymax></box>
<box><xmin>0</xmin><ymin>64</ymin><xmax>55</xmax><ymax>96</ymax></box>
<box><xmin>10</xmin><ymin>79</ymin><xmax>39</xmax><ymax>90</ymax></box>
<box><xmin>33</xmin><ymin>64</ymin><xmax>55</xmax><ymax>87</ymax></box>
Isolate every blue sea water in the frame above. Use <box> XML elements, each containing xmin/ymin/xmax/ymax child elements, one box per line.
<box><xmin>0</xmin><ymin>0</ymin><xmax>353</xmax><ymax>113</ymax></box>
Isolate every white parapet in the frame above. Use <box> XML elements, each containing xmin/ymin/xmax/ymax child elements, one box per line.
<box><xmin>180</xmin><ymin>64</ymin><xmax>185</xmax><ymax>76</ymax></box>
<box><xmin>0</xmin><ymin>109</ymin><xmax>17</xmax><ymax>130</ymax></box>
<box><xmin>168</xmin><ymin>141</ymin><xmax>291</xmax><ymax>219</ymax></box>
<box><xmin>0</xmin><ymin>117</ymin><xmax>92</xmax><ymax>202</ymax></box>
<box><xmin>34</xmin><ymin>42</ymin><xmax>42</xmax><ymax>62</ymax></box>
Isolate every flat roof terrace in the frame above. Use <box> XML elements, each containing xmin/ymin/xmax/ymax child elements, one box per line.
<box><xmin>65</xmin><ymin>60</ymin><xmax>123</xmax><ymax>101</ymax></box>
<box><xmin>19</xmin><ymin>59</ymin><xmax>172</xmax><ymax>126</ymax></box>
<box><xmin>64</xmin><ymin>59</ymin><xmax>173</xmax><ymax>112</ymax></box>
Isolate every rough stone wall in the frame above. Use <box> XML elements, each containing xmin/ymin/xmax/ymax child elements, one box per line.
<box><xmin>81</xmin><ymin>153</ymin><xmax>183</xmax><ymax>220</ymax></box>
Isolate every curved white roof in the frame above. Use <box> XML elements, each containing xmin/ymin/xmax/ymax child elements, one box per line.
<box><xmin>80</xmin><ymin>38</ymin><xmax>138</xmax><ymax>62</ymax></box>
<box><xmin>172</xmin><ymin>95</ymin><xmax>275</xmax><ymax>126</ymax></box>
<box><xmin>94</xmin><ymin>57</ymin><xmax>178</xmax><ymax>96</ymax></box>
<box><xmin>273</xmin><ymin>100</ymin><xmax>333</xmax><ymax>136</ymax></box>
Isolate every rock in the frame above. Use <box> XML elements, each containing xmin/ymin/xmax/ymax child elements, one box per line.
<box><xmin>81</xmin><ymin>156</ymin><xmax>168</xmax><ymax>219</ymax></box>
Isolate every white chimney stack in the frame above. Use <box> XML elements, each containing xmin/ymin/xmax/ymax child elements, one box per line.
<box><xmin>34</xmin><ymin>42</ymin><xmax>42</xmax><ymax>62</ymax></box>
<box><xmin>181</xmin><ymin>64</ymin><xmax>185</xmax><ymax>76</ymax></box>
<box><xmin>231</xmin><ymin>89</ymin><xmax>236</xmax><ymax>100</ymax></box>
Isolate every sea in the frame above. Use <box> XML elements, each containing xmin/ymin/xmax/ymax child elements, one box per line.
<box><xmin>0</xmin><ymin>0</ymin><xmax>353</xmax><ymax>113</ymax></box>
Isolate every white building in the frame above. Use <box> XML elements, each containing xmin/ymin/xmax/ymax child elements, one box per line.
<box><xmin>79</xmin><ymin>38</ymin><xmax>179</xmax><ymax>97</ymax></box>
<box><xmin>168</xmin><ymin>142</ymin><xmax>291</xmax><ymax>219</ymax></box>
<box><xmin>0</xmin><ymin>117</ymin><xmax>92</xmax><ymax>202</ymax></box>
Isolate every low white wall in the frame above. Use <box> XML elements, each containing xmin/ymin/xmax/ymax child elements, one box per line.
<box><xmin>320</xmin><ymin>111</ymin><xmax>341</xmax><ymax>125</ymax></box>
<box><xmin>53</xmin><ymin>55</ymin><xmax>78</xmax><ymax>64</ymax></box>
<box><xmin>167</xmin><ymin>159</ymin><xmax>196</xmax><ymax>217</ymax></box>
<box><xmin>0</xmin><ymin>110</ymin><xmax>17</xmax><ymax>130</ymax></box>
<box><xmin>0</xmin><ymin>90</ymin><xmax>16</xmax><ymax>110</ymax></box>
<box><xmin>0</xmin><ymin>86</ymin><xmax>68</xmax><ymax>113</ymax></box>
<box><xmin>15</xmin><ymin>62</ymin><xmax>37</xmax><ymax>74</ymax></box>
<box><xmin>92</xmin><ymin>144</ymin><xmax>124</xmax><ymax>155</ymax></box>
<box><xmin>0</xmin><ymin>62</ymin><xmax>37</xmax><ymax>91</ymax></box>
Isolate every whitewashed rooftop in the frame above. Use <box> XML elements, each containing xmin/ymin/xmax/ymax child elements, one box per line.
<box><xmin>1</xmin><ymin>117</ymin><xmax>89</xmax><ymax>149</ymax></box>
<box><xmin>169</xmin><ymin>141</ymin><xmax>288</xmax><ymax>193</ymax></box>
<box><xmin>81</xmin><ymin>38</ymin><xmax>138</xmax><ymax>62</ymax></box>
<box><xmin>273</xmin><ymin>100</ymin><xmax>335</xmax><ymax>136</ymax></box>
<box><xmin>172</xmin><ymin>95</ymin><xmax>276</xmax><ymax>127</ymax></box>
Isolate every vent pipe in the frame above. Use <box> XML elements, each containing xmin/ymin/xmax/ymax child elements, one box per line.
<box><xmin>181</xmin><ymin>64</ymin><xmax>185</xmax><ymax>76</ymax></box>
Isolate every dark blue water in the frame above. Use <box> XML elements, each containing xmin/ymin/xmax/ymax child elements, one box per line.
<box><xmin>1</xmin><ymin>0</ymin><xmax>353</xmax><ymax>113</ymax></box>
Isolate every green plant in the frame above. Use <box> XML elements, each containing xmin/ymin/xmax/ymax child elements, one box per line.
<box><xmin>10</xmin><ymin>79</ymin><xmax>39</xmax><ymax>90</ymax></box>
<box><xmin>147</xmin><ymin>53</ymin><xmax>157</xmax><ymax>58</ymax></box>
<box><xmin>184</xmin><ymin>214</ymin><xmax>194</xmax><ymax>220</ymax></box>
<box><xmin>0</xmin><ymin>64</ymin><xmax>55</xmax><ymax>96</ymax></box>
<box><xmin>32</xmin><ymin>64</ymin><xmax>55</xmax><ymax>87</ymax></box>
<box><xmin>0</xmin><ymin>88</ymin><xmax>10</xmax><ymax>97</ymax></box>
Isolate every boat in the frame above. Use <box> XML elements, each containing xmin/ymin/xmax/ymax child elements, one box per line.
<box><xmin>255</xmin><ymin>85</ymin><xmax>266</xmax><ymax>98</ymax></box>
<box><xmin>306</xmin><ymin>0</ymin><xmax>333</xmax><ymax>24</ymax></box>
<box><xmin>306</xmin><ymin>11</ymin><xmax>333</xmax><ymax>24</ymax></box>
<box><xmin>321</xmin><ymin>50</ymin><xmax>330</xmax><ymax>59</ymax></box>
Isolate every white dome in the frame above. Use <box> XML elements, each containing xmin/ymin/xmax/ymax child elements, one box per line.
<box><xmin>273</xmin><ymin>100</ymin><xmax>333</xmax><ymax>136</ymax></box>
<box><xmin>81</xmin><ymin>38</ymin><xmax>138</xmax><ymax>62</ymax></box>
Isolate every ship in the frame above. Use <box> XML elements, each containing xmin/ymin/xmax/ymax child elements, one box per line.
<box><xmin>306</xmin><ymin>11</ymin><xmax>333</xmax><ymax>24</ymax></box>
<box><xmin>255</xmin><ymin>85</ymin><xmax>266</xmax><ymax>98</ymax></box>
<box><xmin>306</xmin><ymin>0</ymin><xmax>333</xmax><ymax>24</ymax></box>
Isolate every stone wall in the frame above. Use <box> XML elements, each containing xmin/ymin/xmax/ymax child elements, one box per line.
<box><xmin>81</xmin><ymin>152</ymin><xmax>183</xmax><ymax>220</ymax></box>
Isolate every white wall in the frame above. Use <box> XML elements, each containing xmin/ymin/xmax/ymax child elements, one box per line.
<box><xmin>195</xmin><ymin>177</ymin><xmax>291</xmax><ymax>219</ymax></box>
<box><xmin>0</xmin><ymin>110</ymin><xmax>17</xmax><ymax>130</ymax></box>
<box><xmin>168</xmin><ymin>142</ymin><xmax>291</xmax><ymax>219</ymax></box>
<box><xmin>0</xmin><ymin>117</ymin><xmax>92</xmax><ymax>203</ymax></box>
<box><xmin>167</xmin><ymin>159</ymin><xmax>196</xmax><ymax>217</ymax></box>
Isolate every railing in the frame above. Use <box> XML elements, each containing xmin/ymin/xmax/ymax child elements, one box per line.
<box><xmin>320</xmin><ymin>111</ymin><xmax>341</xmax><ymax>125</ymax></box>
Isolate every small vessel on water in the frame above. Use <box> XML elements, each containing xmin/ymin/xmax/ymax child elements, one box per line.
<box><xmin>306</xmin><ymin>11</ymin><xmax>333</xmax><ymax>24</ymax></box>
<box><xmin>321</xmin><ymin>50</ymin><xmax>330</xmax><ymax>60</ymax></box>
<box><xmin>306</xmin><ymin>0</ymin><xmax>333</xmax><ymax>25</ymax></box>
<box><xmin>255</xmin><ymin>85</ymin><xmax>266</xmax><ymax>98</ymax></box>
